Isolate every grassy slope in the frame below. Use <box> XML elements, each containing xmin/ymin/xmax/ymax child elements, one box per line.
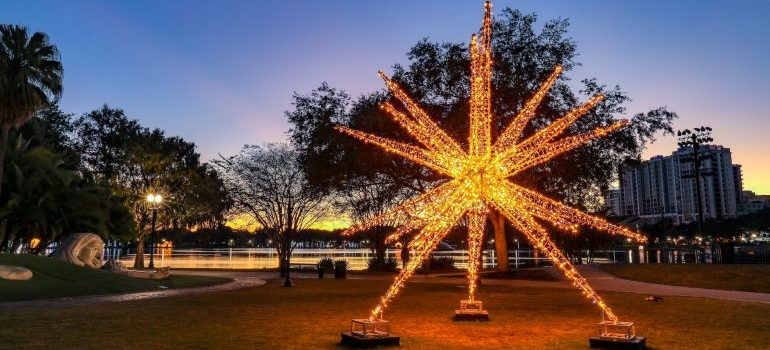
<box><xmin>1</xmin><ymin>278</ymin><xmax>769</xmax><ymax>349</ymax></box>
<box><xmin>599</xmin><ymin>264</ymin><xmax>770</xmax><ymax>293</ymax></box>
<box><xmin>0</xmin><ymin>254</ymin><xmax>231</xmax><ymax>302</ymax></box>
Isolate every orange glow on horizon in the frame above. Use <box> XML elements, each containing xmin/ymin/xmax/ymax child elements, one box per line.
<box><xmin>225</xmin><ymin>213</ymin><xmax>351</xmax><ymax>232</ymax></box>
<box><xmin>311</xmin><ymin>217</ymin><xmax>352</xmax><ymax>231</ymax></box>
<box><xmin>224</xmin><ymin>214</ymin><xmax>259</xmax><ymax>232</ymax></box>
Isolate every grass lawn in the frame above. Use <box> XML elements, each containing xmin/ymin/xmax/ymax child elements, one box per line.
<box><xmin>0</xmin><ymin>254</ymin><xmax>231</xmax><ymax>302</ymax></box>
<box><xmin>1</xmin><ymin>278</ymin><xmax>768</xmax><ymax>349</ymax></box>
<box><xmin>599</xmin><ymin>264</ymin><xmax>770</xmax><ymax>293</ymax></box>
<box><xmin>436</xmin><ymin>268</ymin><xmax>557</xmax><ymax>281</ymax></box>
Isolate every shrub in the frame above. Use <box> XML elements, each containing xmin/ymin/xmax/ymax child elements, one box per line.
<box><xmin>383</xmin><ymin>257</ymin><xmax>399</xmax><ymax>272</ymax></box>
<box><xmin>366</xmin><ymin>257</ymin><xmax>380</xmax><ymax>271</ymax></box>
<box><xmin>318</xmin><ymin>257</ymin><xmax>335</xmax><ymax>271</ymax></box>
<box><xmin>366</xmin><ymin>257</ymin><xmax>399</xmax><ymax>272</ymax></box>
<box><xmin>428</xmin><ymin>255</ymin><xmax>456</xmax><ymax>270</ymax></box>
<box><xmin>334</xmin><ymin>260</ymin><xmax>349</xmax><ymax>270</ymax></box>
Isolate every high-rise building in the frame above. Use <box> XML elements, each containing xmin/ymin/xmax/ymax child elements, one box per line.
<box><xmin>733</xmin><ymin>165</ymin><xmax>744</xmax><ymax>203</ymax></box>
<box><xmin>620</xmin><ymin>156</ymin><xmax>681</xmax><ymax>222</ymax></box>
<box><xmin>739</xmin><ymin>190</ymin><xmax>770</xmax><ymax>215</ymax></box>
<box><xmin>675</xmin><ymin>145</ymin><xmax>737</xmax><ymax>222</ymax></box>
<box><xmin>618</xmin><ymin>145</ymin><xmax>739</xmax><ymax>224</ymax></box>
<box><xmin>619</xmin><ymin>155</ymin><xmax>682</xmax><ymax>223</ymax></box>
<box><xmin>605</xmin><ymin>189</ymin><xmax>622</xmax><ymax>216</ymax></box>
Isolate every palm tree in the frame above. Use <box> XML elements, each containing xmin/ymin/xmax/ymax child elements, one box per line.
<box><xmin>0</xmin><ymin>131</ymin><xmax>135</xmax><ymax>252</ymax></box>
<box><xmin>0</xmin><ymin>25</ymin><xmax>63</xmax><ymax>197</ymax></box>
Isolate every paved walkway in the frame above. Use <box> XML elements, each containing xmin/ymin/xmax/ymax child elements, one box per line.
<box><xmin>176</xmin><ymin>266</ymin><xmax>770</xmax><ymax>304</ymax></box>
<box><xmin>407</xmin><ymin>265</ymin><xmax>770</xmax><ymax>304</ymax></box>
<box><xmin>0</xmin><ymin>274</ymin><xmax>265</xmax><ymax>309</ymax></box>
<box><xmin>574</xmin><ymin>265</ymin><xmax>770</xmax><ymax>304</ymax></box>
<box><xmin>4</xmin><ymin>265</ymin><xmax>769</xmax><ymax>309</ymax></box>
<box><xmin>177</xmin><ymin>267</ymin><xmax>770</xmax><ymax>304</ymax></box>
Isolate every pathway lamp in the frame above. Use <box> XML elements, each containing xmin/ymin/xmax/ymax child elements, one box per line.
<box><xmin>514</xmin><ymin>238</ymin><xmax>520</xmax><ymax>269</ymax></box>
<box><xmin>677</xmin><ymin>127</ymin><xmax>714</xmax><ymax>237</ymax></box>
<box><xmin>146</xmin><ymin>193</ymin><xmax>162</xmax><ymax>269</ymax></box>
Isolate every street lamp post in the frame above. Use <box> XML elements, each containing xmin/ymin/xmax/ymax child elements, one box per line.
<box><xmin>146</xmin><ymin>193</ymin><xmax>162</xmax><ymax>270</ymax></box>
<box><xmin>514</xmin><ymin>238</ymin><xmax>520</xmax><ymax>269</ymax></box>
<box><xmin>677</xmin><ymin>127</ymin><xmax>714</xmax><ymax>238</ymax></box>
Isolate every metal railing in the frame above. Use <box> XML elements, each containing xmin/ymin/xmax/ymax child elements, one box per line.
<box><xmin>98</xmin><ymin>244</ymin><xmax>770</xmax><ymax>270</ymax></box>
<box><xmin>112</xmin><ymin>247</ymin><xmax>648</xmax><ymax>270</ymax></box>
<box><xmin>114</xmin><ymin>247</ymin><xmax>563</xmax><ymax>270</ymax></box>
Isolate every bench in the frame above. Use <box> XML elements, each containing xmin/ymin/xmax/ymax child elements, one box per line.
<box><xmin>288</xmin><ymin>263</ymin><xmax>319</xmax><ymax>271</ymax></box>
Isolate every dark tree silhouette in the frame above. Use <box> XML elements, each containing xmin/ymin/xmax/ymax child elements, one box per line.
<box><xmin>0</xmin><ymin>25</ymin><xmax>63</xmax><ymax>197</ymax></box>
<box><xmin>215</xmin><ymin>144</ymin><xmax>329</xmax><ymax>285</ymax></box>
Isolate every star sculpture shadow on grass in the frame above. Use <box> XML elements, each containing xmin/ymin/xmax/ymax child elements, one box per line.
<box><xmin>336</xmin><ymin>1</ymin><xmax>646</xmax><ymax>323</ymax></box>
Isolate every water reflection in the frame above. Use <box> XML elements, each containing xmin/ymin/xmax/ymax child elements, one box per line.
<box><xmin>116</xmin><ymin>248</ymin><xmax>507</xmax><ymax>270</ymax></box>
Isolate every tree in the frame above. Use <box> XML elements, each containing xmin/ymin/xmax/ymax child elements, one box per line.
<box><xmin>170</xmin><ymin>164</ymin><xmax>231</xmax><ymax>231</ymax></box>
<box><xmin>72</xmin><ymin>106</ymin><xmax>230</xmax><ymax>267</ymax></box>
<box><xmin>73</xmin><ymin>105</ymin><xmax>143</xmax><ymax>182</ymax></box>
<box><xmin>0</xmin><ymin>132</ymin><xmax>66</xmax><ymax>252</ymax></box>
<box><xmin>289</xmin><ymin>84</ymin><xmax>480</xmax><ymax>269</ymax></box>
<box><xmin>334</xmin><ymin>174</ymin><xmax>404</xmax><ymax>269</ymax></box>
<box><xmin>288</xmin><ymin>7</ymin><xmax>676</xmax><ymax>271</ymax></box>
<box><xmin>288</xmin><ymin>87</ymin><xmax>429</xmax><ymax>269</ymax></box>
<box><xmin>21</xmin><ymin>105</ymin><xmax>79</xmax><ymax>168</ymax></box>
<box><xmin>215</xmin><ymin>143</ymin><xmax>329</xmax><ymax>286</ymax></box>
<box><xmin>0</xmin><ymin>131</ymin><xmax>134</xmax><ymax>252</ymax></box>
<box><xmin>0</xmin><ymin>25</ymin><xmax>63</xmax><ymax>197</ymax></box>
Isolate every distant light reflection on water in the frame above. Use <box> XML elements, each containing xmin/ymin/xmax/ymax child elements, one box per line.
<box><xmin>115</xmin><ymin>248</ymin><xmax>507</xmax><ymax>270</ymax></box>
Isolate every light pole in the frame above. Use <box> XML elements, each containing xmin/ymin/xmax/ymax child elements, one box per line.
<box><xmin>514</xmin><ymin>238</ymin><xmax>520</xmax><ymax>269</ymax></box>
<box><xmin>677</xmin><ymin>126</ymin><xmax>714</xmax><ymax>238</ymax></box>
<box><xmin>146</xmin><ymin>193</ymin><xmax>162</xmax><ymax>269</ymax></box>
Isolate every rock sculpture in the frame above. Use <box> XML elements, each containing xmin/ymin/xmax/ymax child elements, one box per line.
<box><xmin>0</xmin><ymin>265</ymin><xmax>33</xmax><ymax>280</ymax></box>
<box><xmin>53</xmin><ymin>233</ymin><xmax>105</xmax><ymax>269</ymax></box>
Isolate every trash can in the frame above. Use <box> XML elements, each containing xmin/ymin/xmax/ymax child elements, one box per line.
<box><xmin>334</xmin><ymin>261</ymin><xmax>347</xmax><ymax>279</ymax></box>
<box><xmin>317</xmin><ymin>264</ymin><xmax>325</xmax><ymax>279</ymax></box>
<box><xmin>719</xmin><ymin>243</ymin><xmax>735</xmax><ymax>264</ymax></box>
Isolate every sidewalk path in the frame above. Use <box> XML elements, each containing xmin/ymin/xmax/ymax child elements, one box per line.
<box><xmin>315</xmin><ymin>266</ymin><xmax>770</xmax><ymax>304</ymax></box>
<box><xmin>573</xmin><ymin>265</ymin><xmax>770</xmax><ymax>304</ymax></box>
<box><xmin>178</xmin><ymin>267</ymin><xmax>770</xmax><ymax>304</ymax></box>
<box><xmin>407</xmin><ymin>265</ymin><xmax>770</xmax><ymax>304</ymax></box>
<box><xmin>5</xmin><ymin>265</ymin><xmax>769</xmax><ymax>309</ymax></box>
<box><xmin>0</xmin><ymin>273</ymin><xmax>265</xmax><ymax>309</ymax></box>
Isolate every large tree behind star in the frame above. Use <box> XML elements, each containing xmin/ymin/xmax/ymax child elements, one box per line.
<box><xmin>289</xmin><ymin>8</ymin><xmax>677</xmax><ymax>271</ymax></box>
<box><xmin>0</xmin><ymin>25</ymin><xmax>63</xmax><ymax>197</ymax></box>
<box><xmin>288</xmin><ymin>85</ymin><xmax>427</xmax><ymax>268</ymax></box>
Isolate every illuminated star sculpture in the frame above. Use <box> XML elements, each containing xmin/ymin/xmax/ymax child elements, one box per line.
<box><xmin>337</xmin><ymin>1</ymin><xmax>646</xmax><ymax>324</ymax></box>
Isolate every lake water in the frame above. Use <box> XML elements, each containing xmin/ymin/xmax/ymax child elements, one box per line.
<box><xmin>111</xmin><ymin>247</ymin><xmax>628</xmax><ymax>270</ymax></box>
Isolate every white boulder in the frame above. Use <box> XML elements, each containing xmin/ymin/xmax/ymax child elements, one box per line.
<box><xmin>0</xmin><ymin>265</ymin><xmax>33</xmax><ymax>281</ymax></box>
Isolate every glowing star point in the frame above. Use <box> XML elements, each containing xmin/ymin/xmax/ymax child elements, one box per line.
<box><xmin>338</xmin><ymin>0</ymin><xmax>644</xmax><ymax>326</ymax></box>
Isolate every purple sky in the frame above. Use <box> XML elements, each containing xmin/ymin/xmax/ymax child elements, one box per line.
<box><xmin>2</xmin><ymin>0</ymin><xmax>769</xmax><ymax>193</ymax></box>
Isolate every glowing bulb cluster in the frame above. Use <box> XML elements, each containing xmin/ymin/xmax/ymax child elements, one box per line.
<box><xmin>337</xmin><ymin>1</ymin><xmax>644</xmax><ymax>323</ymax></box>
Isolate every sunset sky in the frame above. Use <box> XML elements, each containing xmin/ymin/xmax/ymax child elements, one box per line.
<box><xmin>2</xmin><ymin>0</ymin><xmax>768</xmax><ymax>194</ymax></box>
